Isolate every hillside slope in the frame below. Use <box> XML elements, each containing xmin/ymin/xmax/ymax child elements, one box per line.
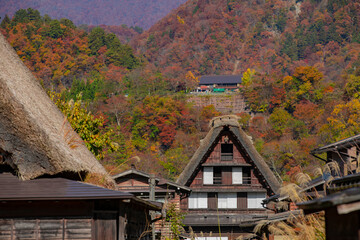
<box><xmin>0</xmin><ymin>0</ymin><xmax>187</xmax><ymax>29</ymax></box>
<box><xmin>132</xmin><ymin>0</ymin><xmax>360</xmax><ymax>86</ymax></box>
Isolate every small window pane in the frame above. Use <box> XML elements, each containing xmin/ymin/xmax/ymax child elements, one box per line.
<box><xmin>232</xmin><ymin>167</ymin><xmax>242</xmax><ymax>184</ymax></box>
<box><xmin>203</xmin><ymin>167</ymin><xmax>213</xmax><ymax>184</ymax></box>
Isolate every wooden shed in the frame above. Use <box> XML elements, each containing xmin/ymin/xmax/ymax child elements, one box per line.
<box><xmin>0</xmin><ymin>172</ymin><xmax>161</xmax><ymax>240</ymax></box>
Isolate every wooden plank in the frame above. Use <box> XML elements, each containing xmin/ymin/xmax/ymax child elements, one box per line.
<box><xmin>0</xmin><ymin>219</ymin><xmax>13</xmax><ymax>240</ymax></box>
<box><xmin>13</xmin><ymin>219</ymin><xmax>37</xmax><ymax>239</ymax></box>
<box><xmin>93</xmin><ymin>213</ymin><xmax>116</xmax><ymax>240</ymax></box>
<box><xmin>39</xmin><ymin>219</ymin><xmax>63</xmax><ymax>240</ymax></box>
<box><xmin>65</xmin><ymin>219</ymin><xmax>92</xmax><ymax>240</ymax></box>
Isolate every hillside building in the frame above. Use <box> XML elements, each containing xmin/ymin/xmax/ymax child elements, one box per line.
<box><xmin>197</xmin><ymin>75</ymin><xmax>242</xmax><ymax>92</ymax></box>
<box><xmin>176</xmin><ymin>115</ymin><xmax>281</xmax><ymax>240</ymax></box>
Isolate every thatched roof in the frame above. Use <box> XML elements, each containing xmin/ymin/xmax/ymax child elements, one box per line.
<box><xmin>0</xmin><ymin>32</ymin><xmax>111</xmax><ymax>182</ymax></box>
<box><xmin>176</xmin><ymin>115</ymin><xmax>281</xmax><ymax>193</ymax></box>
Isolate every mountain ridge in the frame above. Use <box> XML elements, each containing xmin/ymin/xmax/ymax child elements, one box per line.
<box><xmin>0</xmin><ymin>0</ymin><xmax>187</xmax><ymax>29</ymax></box>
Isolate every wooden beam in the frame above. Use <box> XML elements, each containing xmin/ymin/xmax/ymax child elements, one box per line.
<box><xmin>337</xmin><ymin>201</ymin><xmax>360</xmax><ymax>215</ymax></box>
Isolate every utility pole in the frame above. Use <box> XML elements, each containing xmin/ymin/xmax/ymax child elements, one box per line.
<box><xmin>149</xmin><ymin>174</ymin><xmax>156</xmax><ymax>240</ymax></box>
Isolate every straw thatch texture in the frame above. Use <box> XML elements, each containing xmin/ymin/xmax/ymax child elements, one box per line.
<box><xmin>0</xmin><ymin>33</ymin><xmax>110</xmax><ymax>181</ymax></box>
<box><xmin>177</xmin><ymin>115</ymin><xmax>281</xmax><ymax>193</ymax></box>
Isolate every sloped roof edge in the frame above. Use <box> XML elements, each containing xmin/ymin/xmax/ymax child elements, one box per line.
<box><xmin>0</xmin><ymin>32</ymin><xmax>111</xmax><ymax>184</ymax></box>
<box><xmin>113</xmin><ymin>168</ymin><xmax>191</xmax><ymax>192</ymax></box>
<box><xmin>311</xmin><ymin>134</ymin><xmax>360</xmax><ymax>154</ymax></box>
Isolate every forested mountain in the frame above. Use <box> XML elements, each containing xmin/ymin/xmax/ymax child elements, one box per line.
<box><xmin>3</xmin><ymin>0</ymin><xmax>360</xmax><ymax>182</ymax></box>
<box><xmin>0</xmin><ymin>0</ymin><xmax>187</xmax><ymax>29</ymax></box>
<box><xmin>0</xmin><ymin>9</ymin><xmax>217</xmax><ymax>181</ymax></box>
<box><xmin>131</xmin><ymin>0</ymin><xmax>360</xmax><ymax>179</ymax></box>
<box><xmin>132</xmin><ymin>0</ymin><xmax>360</xmax><ymax>88</ymax></box>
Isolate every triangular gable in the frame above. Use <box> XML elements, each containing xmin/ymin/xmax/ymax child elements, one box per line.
<box><xmin>177</xmin><ymin>115</ymin><xmax>281</xmax><ymax>193</ymax></box>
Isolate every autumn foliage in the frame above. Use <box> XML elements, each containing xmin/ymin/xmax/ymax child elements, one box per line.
<box><xmin>3</xmin><ymin>1</ymin><xmax>360</xmax><ymax>181</ymax></box>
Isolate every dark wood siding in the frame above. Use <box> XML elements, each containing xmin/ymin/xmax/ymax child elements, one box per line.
<box><xmin>94</xmin><ymin>212</ymin><xmax>117</xmax><ymax>240</ymax></box>
<box><xmin>222</xmin><ymin>167</ymin><xmax>232</xmax><ymax>185</ymax></box>
<box><xmin>208</xmin><ymin>193</ymin><xmax>217</xmax><ymax>209</ymax></box>
<box><xmin>237</xmin><ymin>192</ymin><xmax>247</xmax><ymax>209</ymax></box>
<box><xmin>0</xmin><ymin>218</ymin><xmax>92</xmax><ymax>240</ymax></box>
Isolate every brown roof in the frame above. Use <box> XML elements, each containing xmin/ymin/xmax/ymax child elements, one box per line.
<box><xmin>0</xmin><ymin>173</ymin><xmax>131</xmax><ymax>201</ymax></box>
<box><xmin>199</xmin><ymin>75</ymin><xmax>242</xmax><ymax>85</ymax></box>
<box><xmin>0</xmin><ymin>33</ymin><xmax>110</xmax><ymax>182</ymax></box>
<box><xmin>113</xmin><ymin>168</ymin><xmax>191</xmax><ymax>192</ymax></box>
<box><xmin>176</xmin><ymin>115</ymin><xmax>281</xmax><ymax>193</ymax></box>
<box><xmin>311</xmin><ymin>134</ymin><xmax>360</xmax><ymax>154</ymax></box>
<box><xmin>0</xmin><ymin>173</ymin><xmax>161</xmax><ymax>210</ymax></box>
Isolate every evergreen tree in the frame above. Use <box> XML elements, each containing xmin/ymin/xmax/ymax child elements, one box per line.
<box><xmin>0</xmin><ymin>14</ymin><xmax>10</xmax><ymax>28</ymax></box>
<box><xmin>88</xmin><ymin>27</ymin><xmax>106</xmax><ymax>55</ymax></box>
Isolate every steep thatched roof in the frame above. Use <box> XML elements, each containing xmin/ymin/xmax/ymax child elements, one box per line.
<box><xmin>176</xmin><ymin>115</ymin><xmax>281</xmax><ymax>193</ymax></box>
<box><xmin>0</xmin><ymin>33</ymin><xmax>111</xmax><ymax>182</ymax></box>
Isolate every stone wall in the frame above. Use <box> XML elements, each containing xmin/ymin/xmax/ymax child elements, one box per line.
<box><xmin>187</xmin><ymin>93</ymin><xmax>249</xmax><ymax>114</ymax></box>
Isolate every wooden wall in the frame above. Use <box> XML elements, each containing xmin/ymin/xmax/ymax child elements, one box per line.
<box><xmin>0</xmin><ymin>199</ymin><xmax>154</xmax><ymax>240</ymax></box>
<box><xmin>325</xmin><ymin>207</ymin><xmax>360</xmax><ymax>240</ymax></box>
<box><xmin>0</xmin><ymin>218</ymin><xmax>92</xmax><ymax>240</ymax></box>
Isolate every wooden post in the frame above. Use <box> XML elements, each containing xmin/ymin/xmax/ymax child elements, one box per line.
<box><xmin>149</xmin><ymin>174</ymin><xmax>156</xmax><ymax>240</ymax></box>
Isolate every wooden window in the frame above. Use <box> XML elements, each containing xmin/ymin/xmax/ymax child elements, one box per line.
<box><xmin>222</xmin><ymin>167</ymin><xmax>232</xmax><ymax>185</ymax></box>
<box><xmin>189</xmin><ymin>193</ymin><xmax>208</xmax><ymax>209</ymax></box>
<box><xmin>242</xmin><ymin>167</ymin><xmax>251</xmax><ymax>184</ymax></box>
<box><xmin>208</xmin><ymin>193</ymin><xmax>217</xmax><ymax>209</ymax></box>
<box><xmin>247</xmin><ymin>192</ymin><xmax>266</xmax><ymax>208</ymax></box>
<box><xmin>218</xmin><ymin>193</ymin><xmax>237</xmax><ymax>209</ymax></box>
<box><xmin>237</xmin><ymin>192</ymin><xmax>247</xmax><ymax>209</ymax></box>
<box><xmin>221</xmin><ymin>144</ymin><xmax>233</xmax><ymax>161</ymax></box>
<box><xmin>232</xmin><ymin>167</ymin><xmax>242</xmax><ymax>184</ymax></box>
<box><xmin>203</xmin><ymin>167</ymin><xmax>213</xmax><ymax>185</ymax></box>
<box><xmin>213</xmin><ymin>167</ymin><xmax>222</xmax><ymax>184</ymax></box>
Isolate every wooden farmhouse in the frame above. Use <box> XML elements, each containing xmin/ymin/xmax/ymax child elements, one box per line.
<box><xmin>176</xmin><ymin>115</ymin><xmax>281</xmax><ymax>240</ymax></box>
<box><xmin>0</xmin><ymin>32</ymin><xmax>160</xmax><ymax>240</ymax></box>
<box><xmin>113</xmin><ymin>168</ymin><xmax>191</xmax><ymax>238</ymax></box>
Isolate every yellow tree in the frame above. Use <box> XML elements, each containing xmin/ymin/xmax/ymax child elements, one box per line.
<box><xmin>321</xmin><ymin>99</ymin><xmax>360</xmax><ymax>142</ymax></box>
<box><xmin>49</xmin><ymin>92</ymin><xmax>117</xmax><ymax>159</ymax></box>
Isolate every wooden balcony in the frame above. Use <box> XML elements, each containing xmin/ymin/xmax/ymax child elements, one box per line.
<box><xmin>221</xmin><ymin>153</ymin><xmax>233</xmax><ymax>161</ymax></box>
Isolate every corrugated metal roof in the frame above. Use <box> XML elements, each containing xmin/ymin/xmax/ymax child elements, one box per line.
<box><xmin>0</xmin><ymin>173</ymin><xmax>133</xmax><ymax>201</ymax></box>
<box><xmin>199</xmin><ymin>75</ymin><xmax>242</xmax><ymax>85</ymax></box>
